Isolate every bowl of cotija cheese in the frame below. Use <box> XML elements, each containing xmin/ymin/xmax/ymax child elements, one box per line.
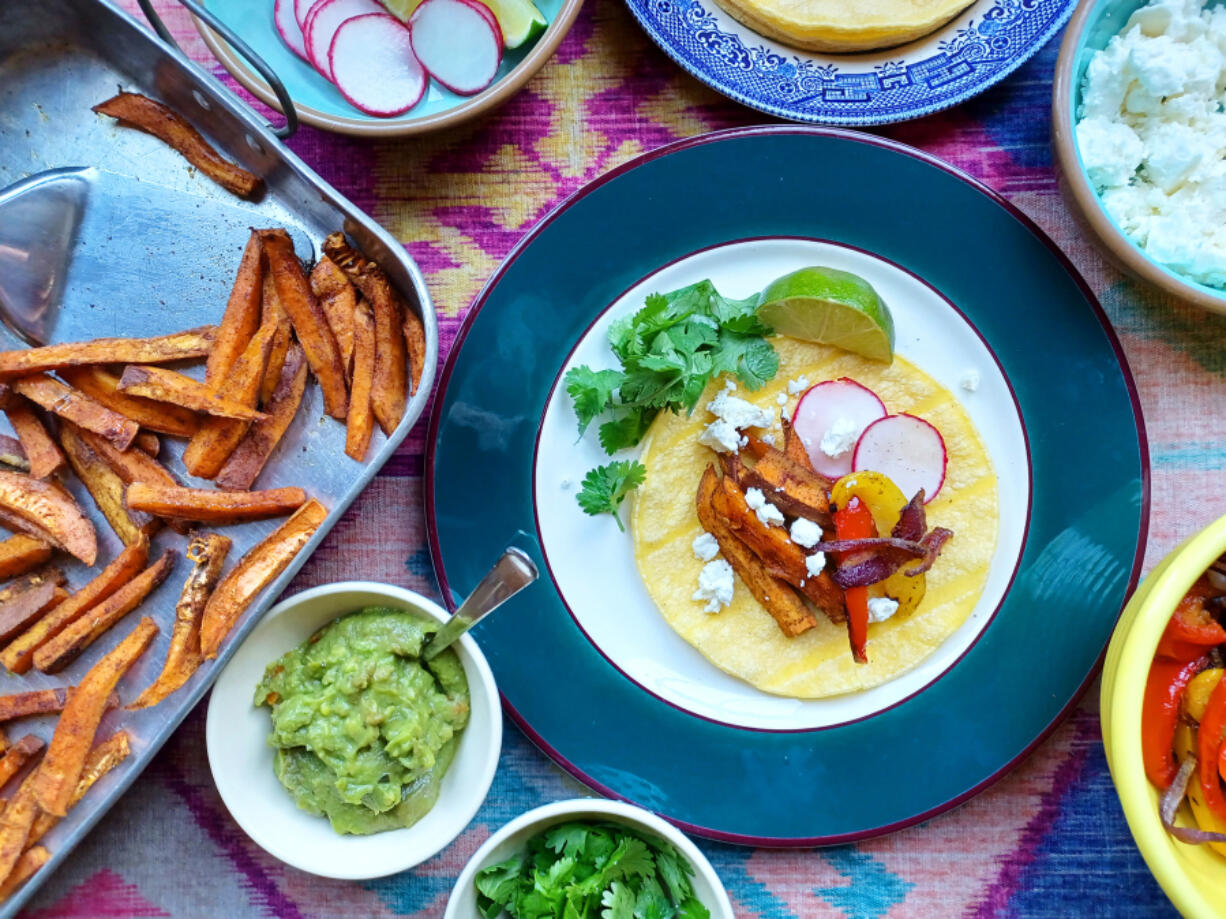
<box><xmin>1054</xmin><ymin>0</ymin><xmax>1226</xmax><ymax>313</ymax></box>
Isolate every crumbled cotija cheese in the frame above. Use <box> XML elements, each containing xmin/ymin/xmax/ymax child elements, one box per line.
<box><xmin>693</xmin><ymin>559</ymin><xmax>735</xmax><ymax>613</ymax></box>
<box><xmin>1076</xmin><ymin>0</ymin><xmax>1226</xmax><ymax>287</ymax></box>
<box><xmin>692</xmin><ymin>531</ymin><xmax>720</xmax><ymax>561</ymax></box>
<box><xmin>699</xmin><ymin>388</ymin><xmax>774</xmax><ymax>453</ymax></box>
<box><xmin>744</xmin><ymin>487</ymin><xmax>786</xmax><ymax>527</ymax></box>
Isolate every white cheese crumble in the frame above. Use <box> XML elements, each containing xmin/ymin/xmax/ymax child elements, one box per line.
<box><xmin>761</xmin><ymin>433</ymin><xmax>777</xmax><ymax>447</ymax></box>
<box><xmin>820</xmin><ymin>416</ymin><xmax>863</xmax><ymax>458</ymax></box>
<box><xmin>693</xmin><ymin>559</ymin><xmax>734</xmax><ymax>613</ymax></box>
<box><xmin>960</xmin><ymin>369</ymin><xmax>980</xmax><ymax>393</ymax></box>
<box><xmin>1076</xmin><ymin>0</ymin><xmax>1226</xmax><ymax>287</ymax></box>
<box><xmin>776</xmin><ymin>393</ymin><xmax>789</xmax><ymax>406</ymax></box>
<box><xmin>698</xmin><ymin>419</ymin><xmax>742</xmax><ymax>454</ymax></box>
<box><xmin>699</xmin><ymin>390</ymin><xmax>775</xmax><ymax>453</ymax></box>
<box><xmin>787</xmin><ymin>375</ymin><xmax>810</xmax><ymax>395</ymax></box>
<box><xmin>805</xmin><ymin>551</ymin><xmax>827</xmax><ymax>577</ymax></box>
<box><xmin>744</xmin><ymin>487</ymin><xmax>785</xmax><ymax>527</ymax></box>
<box><xmin>790</xmin><ymin>518</ymin><xmax>822</xmax><ymax>548</ymax></box>
<box><xmin>692</xmin><ymin>531</ymin><xmax>720</xmax><ymax>561</ymax></box>
<box><xmin>867</xmin><ymin>597</ymin><xmax>900</xmax><ymax>623</ymax></box>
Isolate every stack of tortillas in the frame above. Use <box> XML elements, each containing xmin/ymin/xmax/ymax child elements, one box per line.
<box><xmin>710</xmin><ymin>0</ymin><xmax>978</xmax><ymax>52</ymax></box>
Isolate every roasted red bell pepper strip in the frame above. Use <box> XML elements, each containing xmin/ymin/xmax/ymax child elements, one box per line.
<box><xmin>1141</xmin><ymin>655</ymin><xmax>1207</xmax><ymax>788</ymax></box>
<box><xmin>1156</xmin><ymin>580</ymin><xmax>1226</xmax><ymax>661</ymax></box>
<box><xmin>834</xmin><ymin>496</ymin><xmax>875</xmax><ymax>664</ymax></box>
<box><xmin>1198</xmin><ymin>673</ymin><xmax>1226</xmax><ymax>823</ymax></box>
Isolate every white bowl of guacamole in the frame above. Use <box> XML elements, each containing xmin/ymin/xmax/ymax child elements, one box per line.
<box><xmin>206</xmin><ymin>581</ymin><xmax>501</xmax><ymax>879</ymax></box>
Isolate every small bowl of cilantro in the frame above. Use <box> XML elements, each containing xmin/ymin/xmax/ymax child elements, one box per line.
<box><xmin>444</xmin><ymin>798</ymin><xmax>733</xmax><ymax>919</ymax></box>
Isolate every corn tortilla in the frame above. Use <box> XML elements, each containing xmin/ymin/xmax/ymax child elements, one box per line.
<box><xmin>631</xmin><ymin>338</ymin><xmax>998</xmax><ymax>699</ymax></box>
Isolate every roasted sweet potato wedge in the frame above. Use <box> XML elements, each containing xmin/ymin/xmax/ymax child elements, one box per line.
<box><xmin>93</xmin><ymin>93</ymin><xmax>261</xmax><ymax>198</ymax></box>
<box><xmin>73</xmin><ymin>429</ymin><xmax>177</xmax><ymax>491</ymax></box>
<box><xmin>403</xmin><ymin>304</ymin><xmax>426</xmax><ymax>398</ymax></box>
<box><xmin>59</xmin><ymin>425</ymin><xmax>158</xmax><ymax>547</ymax></box>
<box><xmin>215</xmin><ymin>344</ymin><xmax>307</xmax><ymax>490</ymax></box>
<box><xmin>722</xmin><ymin>448</ymin><xmax>832</xmax><ymax>529</ymax></box>
<box><xmin>259</xmin><ymin>265</ymin><xmax>294</xmax><ymax>407</ymax></box>
<box><xmin>58</xmin><ymin>366</ymin><xmax>199</xmax><ymax>438</ymax></box>
<box><xmin>0</xmin><ymin>575</ymin><xmax>68</xmax><ymax>645</ymax></box>
<box><xmin>345</xmin><ymin>303</ymin><xmax>376</xmax><ymax>462</ymax></box>
<box><xmin>200</xmin><ymin>498</ymin><xmax>326</xmax><ymax>658</ymax></box>
<box><xmin>3</xmin><ymin>402</ymin><xmax>63</xmax><ymax>480</ymax></box>
<box><xmin>12</xmin><ymin>375</ymin><xmax>138</xmax><ymax>451</ymax></box>
<box><xmin>780</xmin><ymin>417</ymin><xmax>819</xmax><ymax>474</ymax></box>
<box><xmin>35</xmin><ymin>551</ymin><xmax>174</xmax><ymax>674</ymax></box>
<box><xmin>0</xmin><ymin>327</ymin><xmax>216</xmax><ymax>380</ymax></box>
<box><xmin>321</xmin><ymin>233</ymin><xmax>404</xmax><ymax>431</ymax></box>
<box><xmin>0</xmin><ymin>540</ymin><xmax>149</xmax><ymax>675</ymax></box>
<box><xmin>0</xmin><ymin>437</ymin><xmax>27</xmax><ymax>473</ymax></box>
<box><xmin>125</xmin><ymin>483</ymin><xmax>306</xmax><ymax>523</ymax></box>
<box><xmin>0</xmin><ymin>472</ymin><xmax>95</xmax><ymax>565</ymax></box>
<box><xmin>0</xmin><ymin>771</ymin><xmax>40</xmax><ymax>881</ymax></box>
<box><xmin>206</xmin><ymin>230</ymin><xmax>264</xmax><ymax>390</ymax></box>
<box><xmin>33</xmin><ymin>616</ymin><xmax>157</xmax><ymax>817</ymax></box>
<box><xmin>0</xmin><ymin>736</ymin><xmax>43</xmax><ymax>792</ymax></box>
<box><xmin>117</xmin><ymin>366</ymin><xmax>266</xmax><ymax>421</ymax></box>
<box><xmin>261</xmin><ymin>230</ymin><xmax>347</xmax><ymax>419</ymax></box>
<box><xmin>695</xmin><ymin>466</ymin><xmax>815</xmax><ymax>638</ymax></box>
<box><xmin>182</xmin><ymin>322</ymin><xmax>277</xmax><ymax>479</ymax></box>
<box><xmin>25</xmin><ymin>731</ymin><xmax>129</xmax><ymax>850</ymax></box>
<box><xmin>130</xmin><ymin>534</ymin><xmax>230</xmax><ymax>710</ymax></box>
<box><xmin>0</xmin><ymin>535</ymin><xmax>52</xmax><ymax>581</ymax></box>
<box><xmin>0</xmin><ymin>845</ymin><xmax>48</xmax><ymax>901</ymax></box>
<box><xmin>0</xmin><ymin>687</ymin><xmax>100</xmax><ymax>722</ymax></box>
<box><xmin>310</xmin><ymin>257</ymin><xmax>356</xmax><ymax>380</ymax></box>
<box><xmin>713</xmin><ymin>471</ymin><xmax>845</xmax><ymax>625</ymax></box>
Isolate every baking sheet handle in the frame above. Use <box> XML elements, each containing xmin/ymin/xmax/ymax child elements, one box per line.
<box><xmin>135</xmin><ymin>0</ymin><xmax>299</xmax><ymax>140</ymax></box>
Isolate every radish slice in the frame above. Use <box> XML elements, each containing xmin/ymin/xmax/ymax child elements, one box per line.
<box><xmin>852</xmin><ymin>414</ymin><xmax>948</xmax><ymax>503</ymax></box>
<box><xmin>307</xmin><ymin>0</ymin><xmax>383</xmax><ymax>79</ymax></box>
<box><xmin>791</xmin><ymin>378</ymin><xmax>886</xmax><ymax>478</ymax></box>
<box><xmin>409</xmin><ymin>0</ymin><xmax>503</xmax><ymax>96</ymax></box>
<box><xmin>274</xmin><ymin>0</ymin><xmax>309</xmax><ymax>60</ymax></box>
<box><xmin>302</xmin><ymin>0</ymin><xmax>330</xmax><ymax>40</ymax></box>
<box><xmin>294</xmin><ymin>0</ymin><xmax>316</xmax><ymax>29</ymax></box>
<box><xmin>329</xmin><ymin>13</ymin><xmax>426</xmax><ymax>116</ymax></box>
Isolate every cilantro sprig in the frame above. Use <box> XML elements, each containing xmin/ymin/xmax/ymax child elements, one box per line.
<box><xmin>474</xmin><ymin>820</ymin><xmax>711</xmax><ymax>919</ymax></box>
<box><xmin>576</xmin><ymin>461</ymin><xmax>646</xmax><ymax>532</ymax></box>
<box><xmin>568</xmin><ymin>280</ymin><xmax>777</xmax><ymax>521</ymax></box>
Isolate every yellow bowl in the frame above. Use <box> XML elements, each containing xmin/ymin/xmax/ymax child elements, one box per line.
<box><xmin>1102</xmin><ymin>515</ymin><xmax>1226</xmax><ymax>919</ymax></box>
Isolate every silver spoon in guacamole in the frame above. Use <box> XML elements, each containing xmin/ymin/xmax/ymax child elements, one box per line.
<box><xmin>423</xmin><ymin>547</ymin><xmax>538</xmax><ymax>660</ymax></box>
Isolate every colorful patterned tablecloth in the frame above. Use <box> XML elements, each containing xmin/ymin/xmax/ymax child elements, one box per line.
<box><xmin>19</xmin><ymin>1</ymin><xmax>1221</xmax><ymax>915</ymax></box>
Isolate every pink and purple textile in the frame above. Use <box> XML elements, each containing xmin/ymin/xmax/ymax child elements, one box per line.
<box><xmin>21</xmin><ymin>0</ymin><xmax>1221</xmax><ymax>915</ymax></box>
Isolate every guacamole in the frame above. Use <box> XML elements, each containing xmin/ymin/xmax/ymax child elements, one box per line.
<box><xmin>255</xmin><ymin>606</ymin><xmax>470</xmax><ymax>835</ymax></box>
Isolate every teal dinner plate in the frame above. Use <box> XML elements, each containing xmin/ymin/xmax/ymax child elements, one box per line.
<box><xmin>425</xmin><ymin>126</ymin><xmax>1148</xmax><ymax>844</ymax></box>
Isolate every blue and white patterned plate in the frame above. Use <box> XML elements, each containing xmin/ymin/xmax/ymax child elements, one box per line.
<box><xmin>623</xmin><ymin>0</ymin><xmax>1077</xmax><ymax>125</ymax></box>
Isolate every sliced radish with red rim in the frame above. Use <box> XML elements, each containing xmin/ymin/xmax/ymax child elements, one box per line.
<box><xmin>410</xmin><ymin>0</ymin><xmax>503</xmax><ymax>96</ymax></box>
<box><xmin>274</xmin><ymin>0</ymin><xmax>309</xmax><ymax>60</ymax></box>
<box><xmin>294</xmin><ymin>0</ymin><xmax>317</xmax><ymax>29</ymax></box>
<box><xmin>307</xmin><ymin>0</ymin><xmax>383</xmax><ymax>78</ymax></box>
<box><xmin>790</xmin><ymin>378</ymin><xmax>887</xmax><ymax>478</ymax></box>
<box><xmin>329</xmin><ymin>13</ymin><xmax>426</xmax><ymax>116</ymax></box>
<box><xmin>852</xmin><ymin>414</ymin><xmax>947</xmax><ymax>503</ymax></box>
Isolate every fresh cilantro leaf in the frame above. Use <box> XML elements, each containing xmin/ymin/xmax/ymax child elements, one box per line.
<box><xmin>476</xmin><ymin>854</ymin><xmax>528</xmax><ymax>905</ymax></box>
<box><xmin>652</xmin><ymin>845</ymin><xmax>693</xmax><ymax>905</ymax></box>
<box><xmin>598</xmin><ymin>409</ymin><xmax>656</xmax><ymax>455</ymax></box>
<box><xmin>709</xmin><ymin>330</ymin><xmax>778</xmax><ymax>390</ymax></box>
<box><xmin>546</xmin><ymin>823</ymin><xmax>592</xmax><ymax>858</ymax></box>
<box><xmin>676</xmin><ymin>897</ymin><xmax>711</xmax><ymax>919</ymax></box>
<box><xmin>634</xmin><ymin>878</ymin><xmax>671</xmax><ymax>919</ymax></box>
<box><xmin>601</xmin><ymin>881</ymin><xmax>636</xmax><ymax>919</ymax></box>
<box><xmin>565</xmin><ymin>367</ymin><xmax>623</xmax><ymax>436</ymax></box>
<box><xmin>576</xmin><ymin>461</ymin><xmax>647</xmax><ymax>530</ymax></box>
<box><xmin>606</xmin><ymin>837</ymin><xmax>656</xmax><ymax>883</ymax></box>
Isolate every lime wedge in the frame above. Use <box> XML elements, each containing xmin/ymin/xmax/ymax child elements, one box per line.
<box><xmin>755</xmin><ymin>266</ymin><xmax>895</xmax><ymax>363</ymax></box>
<box><xmin>483</xmin><ymin>0</ymin><xmax>548</xmax><ymax>47</ymax></box>
<box><xmin>381</xmin><ymin>0</ymin><xmax>426</xmax><ymax>20</ymax></box>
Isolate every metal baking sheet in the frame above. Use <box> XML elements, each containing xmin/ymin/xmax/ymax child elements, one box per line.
<box><xmin>0</xmin><ymin>0</ymin><xmax>436</xmax><ymax>912</ymax></box>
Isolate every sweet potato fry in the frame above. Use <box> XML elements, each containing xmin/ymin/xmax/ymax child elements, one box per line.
<box><xmin>0</xmin><ymin>577</ymin><xmax>68</xmax><ymax>646</ymax></box>
<box><xmin>181</xmin><ymin>323</ymin><xmax>277</xmax><ymax>479</ymax></box>
<box><xmin>321</xmin><ymin>233</ymin><xmax>404</xmax><ymax>431</ymax></box>
<box><xmin>200</xmin><ymin>499</ymin><xmax>326</xmax><ymax>658</ymax></box>
<box><xmin>0</xmin><ymin>568</ymin><xmax>66</xmax><ymax>615</ymax></box>
<box><xmin>0</xmin><ymin>474</ymin><xmax>95</xmax><ymax>565</ymax></box>
<box><xmin>117</xmin><ymin>366</ymin><xmax>266</xmax><ymax>421</ymax></box>
<box><xmin>310</xmin><ymin>257</ymin><xmax>356</xmax><ymax>379</ymax></box>
<box><xmin>33</xmin><ymin>616</ymin><xmax>157</xmax><ymax>817</ymax></box>
<box><xmin>0</xmin><ymin>771</ymin><xmax>40</xmax><ymax>882</ymax></box>
<box><xmin>259</xmin><ymin>267</ymin><xmax>293</xmax><ymax>407</ymax></box>
<box><xmin>71</xmin><ymin>429</ymin><xmax>186</xmax><ymax>535</ymax></box>
<box><xmin>0</xmin><ymin>536</ymin><xmax>51</xmax><ymax>580</ymax></box>
<box><xmin>403</xmin><ymin>303</ymin><xmax>426</xmax><ymax>397</ymax></box>
<box><xmin>57</xmin><ymin>367</ymin><xmax>199</xmax><ymax>438</ymax></box>
<box><xmin>723</xmin><ymin>448</ymin><xmax>832</xmax><ymax>529</ymax></box>
<box><xmin>11</xmin><ymin>375</ymin><xmax>137</xmax><ymax>451</ymax></box>
<box><xmin>3</xmin><ymin>402</ymin><xmax>63</xmax><ymax>479</ymax></box>
<box><xmin>206</xmin><ymin>231</ymin><xmax>264</xmax><ymax>390</ymax></box>
<box><xmin>345</xmin><ymin>304</ymin><xmax>376</xmax><ymax>462</ymax></box>
<box><xmin>130</xmin><ymin>534</ymin><xmax>230</xmax><ymax>710</ymax></box>
<box><xmin>0</xmin><ymin>540</ymin><xmax>149</xmax><ymax>675</ymax></box>
<box><xmin>0</xmin><ymin>729</ymin><xmax>9</xmax><ymax>756</ymax></box>
<box><xmin>0</xmin><ymin>688</ymin><xmax>70</xmax><ymax>722</ymax></box>
<box><xmin>261</xmin><ymin>230</ymin><xmax>347</xmax><ymax>419</ymax></box>
<box><xmin>0</xmin><ymin>437</ymin><xmax>27</xmax><ymax>473</ymax></box>
<box><xmin>0</xmin><ymin>844</ymin><xmax>47</xmax><ymax>901</ymax></box>
<box><xmin>780</xmin><ymin>417</ymin><xmax>819</xmax><ymax>474</ymax></box>
<box><xmin>25</xmin><ymin>731</ymin><xmax>129</xmax><ymax>849</ymax></box>
<box><xmin>0</xmin><ymin>736</ymin><xmax>43</xmax><ymax>792</ymax></box>
<box><xmin>125</xmin><ymin>483</ymin><xmax>306</xmax><ymax>523</ymax></box>
<box><xmin>215</xmin><ymin>345</ymin><xmax>307</xmax><ymax>490</ymax></box>
<box><xmin>93</xmin><ymin>93</ymin><xmax>261</xmax><ymax>198</ymax></box>
<box><xmin>695</xmin><ymin>466</ymin><xmax>815</xmax><ymax>638</ymax></box>
<box><xmin>34</xmin><ymin>551</ymin><xmax>174</xmax><ymax>674</ymax></box>
<box><xmin>0</xmin><ymin>327</ymin><xmax>216</xmax><ymax>381</ymax></box>
<box><xmin>59</xmin><ymin>426</ymin><xmax>157</xmax><ymax>547</ymax></box>
<box><xmin>714</xmin><ymin>471</ymin><xmax>845</xmax><ymax>626</ymax></box>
